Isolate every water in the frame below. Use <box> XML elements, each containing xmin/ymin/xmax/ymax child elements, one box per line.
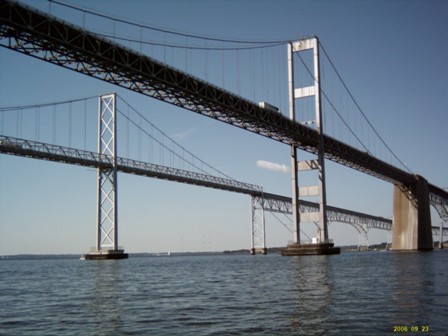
<box><xmin>1</xmin><ymin>251</ymin><xmax>447</xmax><ymax>335</ymax></box>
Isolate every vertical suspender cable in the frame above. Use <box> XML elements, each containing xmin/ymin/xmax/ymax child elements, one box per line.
<box><xmin>221</xmin><ymin>45</ymin><xmax>225</xmax><ymax>89</ymax></box>
<box><xmin>69</xmin><ymin>102</ymin><xmax>72</xmax><ymax>147</ymax></box>
<box><xmin>37</xmin><ymin>107</ymin><xmax>40</xmax><ymax>141</ymax></box>
<box><xmin>52</xmin><ymin>105</ymin><xmax>56</xmax><ymax>144</ymax></box>
<box><xmin>204</xmin><ymin>40</ymin><xmax>209</xmax><ymax>81</ymax></box>
<box><xmin>138</xmin><ymin>114</ymin><xmax>142</xmax><ymax>160</ymax></box>
<box><xmin>126</xmin><ymin>105</ymin><xmax>130</xmax><ymax>158</ymax></box>
<box><xmin>84</xmin><ymin>98</ymin><xmax>87</xmax><ymax>150</ymax></box>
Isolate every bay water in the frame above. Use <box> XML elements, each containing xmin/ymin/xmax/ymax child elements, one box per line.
<box><xmin>1</xmin><ymin>250</ymin><xmax>447</xmax><ymax>335</ymax></box>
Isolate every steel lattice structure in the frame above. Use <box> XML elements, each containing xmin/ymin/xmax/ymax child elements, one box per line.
<box><xmin>250</xmin><ymin>197</ymin><xmax>266</xmax><ymax>254</ymax></box>
<box><xmin>0</xmin><ymin>135</ymin><xmax>262</xmax><ymax>195</ymax></box>
<box><xmin>1</xmin><ymin>0</ymin><xmax>447</xmax><ymax>206</ymax></box>
<box><xmin>255</xmin><ymin>193</ymin><xmax>394</xmax><ymax>230</ymax></box>
<box><xmin>429</xmin><ymin>193</ymin><xmax>448</xmax><ymax>223</ymax></box>
<box><xmin>96</xmin><ymin>94</ymin><xmax>118</xmax><ymax>251</ymax></box>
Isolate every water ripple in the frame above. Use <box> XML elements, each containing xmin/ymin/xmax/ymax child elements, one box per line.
<box><xmin>1</xmin><ymin>251</ymin><xmax>447</xmax><ymax>335</ymax></box>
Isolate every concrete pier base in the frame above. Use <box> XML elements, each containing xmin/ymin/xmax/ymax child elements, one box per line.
<box><xmin>392</xmin><ymin>175</ymin><xmax>433</xmax><ymax>251</ymax></box>
<box><xmin>281</xmin><ymin>242</ymin><xmax>340</xmax><ymax>256</ymax></box>
<box><xmin>81</xmin><ymin>249</ymin><xmax>129</xmax><ymax>260</ymax></box>
<box><xmin>250</xmin><ymin>247</ymin><xmax>267</xmax><ymax>255</ymax></box>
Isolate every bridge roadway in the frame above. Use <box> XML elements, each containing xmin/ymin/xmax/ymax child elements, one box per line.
<box><xmin>0</xmin><ymin>0</ymin><xmax>447</xmax><ymax>219</ymax></box>
<box><xmin>0</xmin><ymin>135</ymin><xmax>396</xmax><ymax>232</ymax></box>
<box><xmin>2</xmin><ymin>136</ymin><xmax>447</xmax><ymax>237</ymax></box>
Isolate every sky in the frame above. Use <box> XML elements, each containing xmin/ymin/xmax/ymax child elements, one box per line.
<box><xmin>0</xmin><ymin>0</ymin><xmax>447</xmax><ymax>255</ymax></box>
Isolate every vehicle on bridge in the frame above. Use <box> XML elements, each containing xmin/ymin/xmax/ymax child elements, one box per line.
<box><xmin>258</xmin><ymin>101</ymin><xmax>280</xmax><ymax>113</ymax></box>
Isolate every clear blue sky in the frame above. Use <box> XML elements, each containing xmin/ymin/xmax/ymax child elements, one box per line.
<box><xmin>1</xmin><ymin>0</ymin><xmax>447</xmax><ymax>255</ymax></box>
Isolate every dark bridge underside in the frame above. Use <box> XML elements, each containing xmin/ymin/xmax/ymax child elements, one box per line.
<box><xmin>0</xmin><ymin>0</ymin><xmax>447</xmax><ymax>205</ymax></box>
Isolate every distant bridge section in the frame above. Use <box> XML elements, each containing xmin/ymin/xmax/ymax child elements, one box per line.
<box><xmin>260</xmin><ymin>193</ymin><xmax>392</xmax><ymax>231</ymax></box>
<box><xmin>0</xmin><ymin>136</ymin><xmax>262</xmax><ymax>195</ymax></box>
<box><xmin>258</xmin><ymin>193</ymin><xmax>446</xmax><ymax>236</ymax></box>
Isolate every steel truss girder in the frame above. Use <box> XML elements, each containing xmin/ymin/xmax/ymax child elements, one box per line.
<box><xmin>257</xmin><ymin>193</ymin><xmax>393</xmax><ymax>231</ymax></box>
<box><xmin>429</xmin><ymin>192</ymin><xmax>448</xmax><ymax>223</ymax></box>
<box><xmin>0</xmin><ymin>135</ymin><xmax>262</xmax><ymax>195</ymax></box>
<box><xmin>258</xmin><ymin>193</ymin><xmax>448</xmax><ymax>236</ymax></box>
<box><xmin>2</xmin><ymin>0</ymin><xmax>442</xmax><ymax>188</ymax></box>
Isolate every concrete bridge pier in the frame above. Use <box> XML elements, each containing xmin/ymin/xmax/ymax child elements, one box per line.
<box><xmin>392</xmin><ymin>175</ymin><xmax>433</xmax><ymax>250</ymax></box>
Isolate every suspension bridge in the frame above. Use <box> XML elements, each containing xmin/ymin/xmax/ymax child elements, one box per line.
<box><xmin>0</xmin><ymin>0</ymin><xmax>447</xmax><ymax>257</ymax></box>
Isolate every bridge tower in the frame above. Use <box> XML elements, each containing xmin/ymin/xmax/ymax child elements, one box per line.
<box><xmin>282</xmin><ymin>37</ymin><xmax>340</xmax><ymax>256</ymax></box>
<box><xmin>250</xmin><ymin>196</ymin><xmax>267</xmax><ymax>254</ymax></box>
<box><xmin>82</xmin><ymin>93</ymin><xmax>128</xmax><ymax>260</ymax></box>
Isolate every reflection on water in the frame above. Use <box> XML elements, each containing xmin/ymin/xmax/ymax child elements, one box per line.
<box><xmin>89</xmin><ymin>260</ymin><xmax>123</xmax><ymax>335</ymax></box>
<box><xmin>289</xmin><ymin>256</ymin><xmax>331</xmax><ymax>335</ymax></box>
<box><xmin>391</xmin><ymin>252</ymin><xmax>435</xmax><ymax>329</ymax></box>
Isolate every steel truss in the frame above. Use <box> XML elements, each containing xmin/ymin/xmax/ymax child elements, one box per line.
<box><xmin>250</xmin><ymin>193</ymin><xmax>391</xmax><ymax>249</ymax></box>
<box><xmin>250</xmin><ymin>193</ymin><xmax>448</xmax><ymax>248</ymax></box>
<box><xmin>255</xmin><ymin>193</ymin><xmax>393</xmax><ymax>228</ymax></box>
<box><xmin>250</xmin><ymin>197</ymin><xmax>266</xmax><ymax>254</ymax></box>
<box><xmin>4</xmin><ymin>0</ymin><xmax>447</xmax><ymax>192</ymax></box>
<box><xmin>0</xmin><ymin>135</ymin><xmax>262</xmax><ymax>195</ymax></box>
<box><xmin>429</xmin><ymin>193</ymin><xmax>448</xmax><ymax>246</ymax></box>
<box><xmin>429</xmin><ymin>192</ymin><xmax>448</xmax><ymax>223</ymax></box>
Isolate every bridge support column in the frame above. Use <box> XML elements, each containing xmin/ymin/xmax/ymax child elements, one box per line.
<box><xmin>392</xmin><ymin>175</ymin><xmax>433</xmax><ymax>250</ymax></box>
<box><xmin>82</xmin><ymin>93</ymin><xmax>128</xmax><ymax>260</ymax></box>
<box><xmin>250</xmin><ymin>196</ymin><xmax>267</xmax><ymax>254</ymax></box>
<box><xmin>440</xmin><ymin>221</ymin><xmax>445</xmax><ymax>249</ymax></box>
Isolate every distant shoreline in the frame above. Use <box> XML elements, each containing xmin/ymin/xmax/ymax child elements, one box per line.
<box><xmin>2</xmin><ymin>241</ymin><xmax>446</xmax><ymax>260</ymax></box>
